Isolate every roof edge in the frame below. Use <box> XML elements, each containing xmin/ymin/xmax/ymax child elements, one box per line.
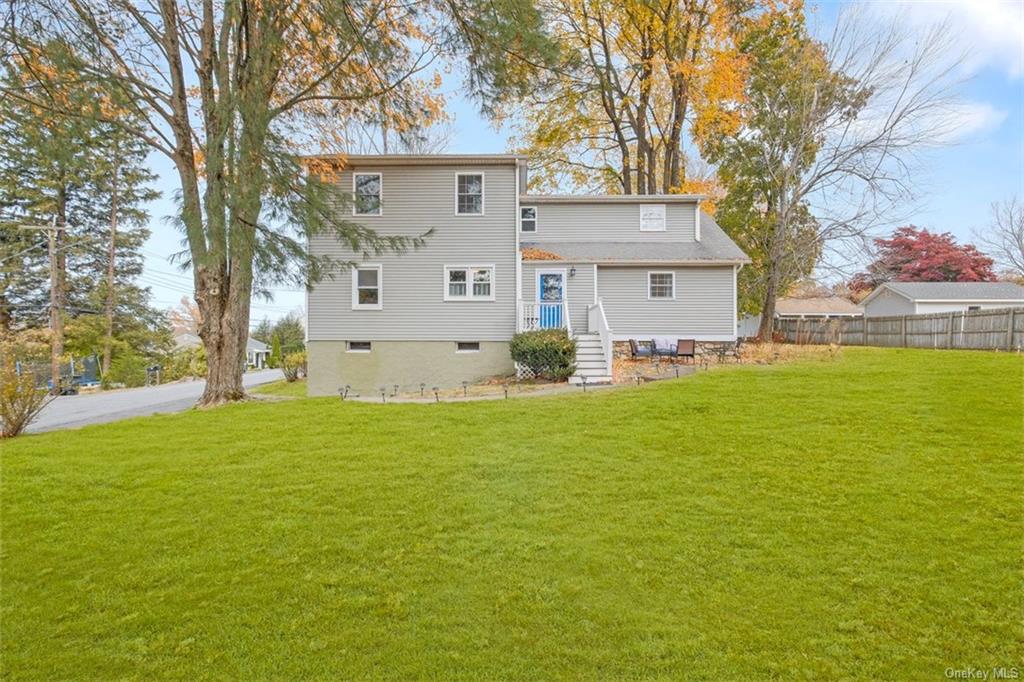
<box><xmin>303</xmin><ymin>154</ymin><xmax>526</xmax><ymax>167</ymax></box>
<box><xmin>521</xmin><ymin>194</ymin><xmax>705</xmax><ymax>203</ymax></box>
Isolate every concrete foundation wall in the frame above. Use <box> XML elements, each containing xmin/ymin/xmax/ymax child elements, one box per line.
<box><xmin>307</xmin><ymin>341</ymin><xmax>514</xmax><ymax>396</ymax></box>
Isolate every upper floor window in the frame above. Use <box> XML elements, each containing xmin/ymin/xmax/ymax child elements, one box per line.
<box><xmin>640</xmin><ymin>204</ymin><xmax>666</xmax><ymax>231</ymax></box>
<box><xmin>520</xmin><ymin>206</ymin><xmax>537</xmax><ymax>232</ymax></box>
<box><xmin>353</xmin><ymin>173</ymin><xmax>382</xmax><ymax>215</ymax></box>
<box><xmin>352</xmin><ymin>264</ymin><xmax>382</xmax><ymax>310</ymax></box>
<box><xmin>444</xmin><ymin>265</ymin><xmax>494</xmax><ymax>301</ymax></box>
<box><xmin>648</xmin><ymin>271</ymin><xmax>675</xmax><ymax>299</ymax></box>
<box><xmin>456</xmin><ymin>173</ymin><xmax>484</xmax><ymax>215</ymax></box>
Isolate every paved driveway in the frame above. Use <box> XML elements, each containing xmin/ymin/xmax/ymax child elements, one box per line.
<box><xmin>28</xmin><ymin>369</ymin><xmax>283</xmax><ymax>434</ymax></box>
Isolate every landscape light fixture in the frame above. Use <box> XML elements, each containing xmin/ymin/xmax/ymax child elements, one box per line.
<box><xmin>338</xmin><ymin>385</ymin><xmax>350</xmax><ymax>400</ymax></box>
<box><xmin>581</xmin><ymin>375</ymin><xmax>588</xmax><ymax>392</ymax></box>
<box><xmin>503</xmin><ymin>384</ymin><xmax>509</xmax><ymax>399</ymax></box>
<box><xmin>433</xmin><ymin>387</ymin><xmax>440</xmax><ymax>403</ymax></box>
<box><xmin>419</xmin><ymin>382</ymin><xmax>425</xmax><ymax>397</ymax></box>
<box><xmin>379</xmin><ymin>386</ymin><xmax>387</xmax><ymax>403</ymax></box>
<box><xmin>393</xmin><ymin>384</ymin><xmax>399</xmax><ymax>397</ymax></box>
<box><xmin>462</xmin><ymin>380</ymin><xmax>469</xmax><ymax>397</ymax></box>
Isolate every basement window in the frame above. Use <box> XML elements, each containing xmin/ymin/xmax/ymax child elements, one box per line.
<box><xmin>346</xmin><ymin>341</ymin><xmax>372</xmax><ymax>353</ymax></box>
<box><xmin>456</xmin><ymin>342</ymin><xmax>481</xmax><ymax>353</ymax></box>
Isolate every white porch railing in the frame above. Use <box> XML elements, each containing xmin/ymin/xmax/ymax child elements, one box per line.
<box><xmin>517</xmin><ymin>300</ymin><xmax>571</xmax><ymax>333</ymax></box>
<box><xmin>587</xmin><ymin>298</ymin><xmax>613</xmax><ymax>376</ymax></box>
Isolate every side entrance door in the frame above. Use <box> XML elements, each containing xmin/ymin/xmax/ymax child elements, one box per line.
<box><xmin>536</xmin><ymin>270</ymin><xmax>566</xmax><ymax>329</ymax></box>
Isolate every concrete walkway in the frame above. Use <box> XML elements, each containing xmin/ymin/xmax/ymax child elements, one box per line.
<box><xmin>28</xmin><ymin>369</ymin><xmax>283</xmax><ymax>433</ymax></box>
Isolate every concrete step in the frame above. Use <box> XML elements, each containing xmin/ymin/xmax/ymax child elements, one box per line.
<box><xmin>569</xmin><ymin>375</ymin><xmax>613</xmax><ymax>385</ymax></box>
<box><xmin>575</xmin><ymin>360</ymin><xmax>608</xmax><ymax>370</ymax></box>
<box><xmin>573</xmin><ymin>366</ymin><xmax>611</xmax><ymax>376</ymax></box>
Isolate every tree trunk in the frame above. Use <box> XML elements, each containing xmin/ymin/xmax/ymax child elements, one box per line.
<box><xmin>757</xmin><ymin>269</ymin><xmax>779</xmax><ymax>341</ymax></box>
<box><xmin>102</xmin><ymin>157</ymin><xmax>120</xmax><ymax>376</ymax></box>
<box><xmin>757</xmin><ymin>215</ymin><xmax>787</xmax><ymax>340</ymax></box>
<box><xmin>48</xmin><ymin>185</ymin><xmax>67</xmax><ymax>395</ymax></box>
<box><xmin>197</xmin><ymin>289</ymin><xmax>248</xmax><ymax>405</ymax></box>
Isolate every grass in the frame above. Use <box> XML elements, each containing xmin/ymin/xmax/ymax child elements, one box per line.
<box><xmin>253</xmin><ymin>377</ymin><xmax>307</xmax><ymax>398</ymax></box>
<box><xmin>2</xmin><ymin>348</ymin><xmax>1021</xmax><ymax>679</ymax></box>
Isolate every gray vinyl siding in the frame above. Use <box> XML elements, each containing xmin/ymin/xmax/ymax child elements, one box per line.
<box><xmin>308</xmin><ymin>164</ymin><xmax>517</xmax><ymax>341</ymax></box>
<box><xmin>863</xmin><ymin>291</ymin><xmax>916</xmax><ymax>317</ymax></box>
<box><xmin>522</xmin><ymin>202</ymin><xmax>696</xmax><ymax>241</ymax></box>
<box><xmin>521</xmin><ymin>262</ymin><xmax>595</xmax><ymax>332</ymax></box>
<box><xmin>597</xmin><ymin>265</ymin><xmax>735</xmax><ymax>338</ymax></box>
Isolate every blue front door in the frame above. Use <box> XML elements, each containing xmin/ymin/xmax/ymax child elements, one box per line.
<box><xmin>537</xmin><ymin>271</ymin><xmax>564</xmax><ymax>329</ymax></box>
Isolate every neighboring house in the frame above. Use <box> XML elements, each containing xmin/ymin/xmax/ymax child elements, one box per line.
<box><xmin>738</xmin><ymin>296</ymin><xmax>863</xmax><ymax>337</ymax></box>
<box><xmin>173</xmin><ymin>331</ymin><xmax>270</xmax><ymax>369</ymax></box>
<box><xmin>246</xmin><ymin>338</ymin><xmax>270</xmax><ymax>369</ymax></box>
<box><xmin>305</xmin><ymin>154</ymin><xmax>749</xmax><ymax>395</ymax></box>
<box><xmin>861</xmin><ymin>282</ymin><xmax>1024</xmax><ymax>317</ymax></box>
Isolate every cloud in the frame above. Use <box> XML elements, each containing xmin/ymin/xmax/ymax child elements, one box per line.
<box><xmin>940</xmin><ymin>101</ymin><xmax>1009</xmax><ymax>140</ymax></box>
<box><xmin>868</xmin><ymin>0</ymin><xmax>1024</xmax><ymax>78</ymax></box>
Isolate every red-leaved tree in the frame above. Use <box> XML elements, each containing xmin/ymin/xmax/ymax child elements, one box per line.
<box><xmin>850</xmin><ymin>226</ymin><xmax>996</xmax><ymax>292</ymax></box>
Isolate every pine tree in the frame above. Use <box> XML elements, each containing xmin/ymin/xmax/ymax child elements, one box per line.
<box><xmin>0</xmin><ymin>45</ymin><xmax>164</xmax><ymax>376</ymax></box>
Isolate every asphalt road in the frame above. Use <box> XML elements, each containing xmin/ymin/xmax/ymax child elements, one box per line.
<box><xmin>27</xmin><ymin>369</ymin><xmax>283</xmax><ymax>434</ymax></box>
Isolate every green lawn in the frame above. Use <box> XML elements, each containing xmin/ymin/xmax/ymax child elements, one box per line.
<box><xmin>253</xmin><ymin>377</ymin><xmax>308</xmax><ymax>398</ymax></box>
<box><xmin>2</xmin><ymin>348</ymin><xmax>1021</xmax><ymax>679</ymax></box>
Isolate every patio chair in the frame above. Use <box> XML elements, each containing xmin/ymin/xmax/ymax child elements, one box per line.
<box><xmin>652</xmin><ymin>338</ymin><xmax>679</xmax><ymax>363</ymax></box>
<box><xmin>629</xmin><ymin>339</ymin><xmax>653</xmax><ymax>360</ymax></box>
<box><xmin>676</xmin><ymin>339</ymin><xmax>696</xmax><ymax>364</ymax></box>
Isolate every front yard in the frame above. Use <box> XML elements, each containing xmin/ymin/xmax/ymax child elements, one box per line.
<box><xmin>1</xmin><ymin>348</ymin><xmax>1020</xmax><ymax>678</ymax></box>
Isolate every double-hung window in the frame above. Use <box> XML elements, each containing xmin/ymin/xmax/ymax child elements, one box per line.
<box><xmin>444</xmin><ymin>265</ymin><xmax>495</xmax><ymax>301</ymax></box>
<box><xmin>456</xmin><ymin>173</ymin><xmax>484</xmax><ymax>215</ymax></box>
<box><xmin>352</xmin><ymin>264</ymin><xmax>382</xmax><ymax>309</ymax></box>
<box><xmin>520</xmin><ymin>206</ymin><xmax>537</xmax><ymax>232</ymax></box>
<box><xmin>353</xmin><ymin>173</ymin><xmax>382</xmax><ymax>215</ymax></box>
<box><xmin>640</xmin><ymin>203</ymin><xmax>666</xmax><ymax>231</ymax></box>
<box><xmin>648</xmin><ymin>271</ymin><xmax>675</xmax><ymax>300</ymax></box>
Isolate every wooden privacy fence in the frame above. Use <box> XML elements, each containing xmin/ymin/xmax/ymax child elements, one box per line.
<box><xmin>774</xmin><ymin>306</ymin><xmax>1024</xmax><ymax>351</ymax></box>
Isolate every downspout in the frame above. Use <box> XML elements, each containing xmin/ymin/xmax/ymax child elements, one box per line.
<box><xmin>515</xmin><ymin>160</ymin><xmax>522</xmax><ymax>333</ymax></box>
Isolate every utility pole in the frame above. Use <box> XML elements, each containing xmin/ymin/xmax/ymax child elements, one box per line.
<box><xmin>19</xmin><ymin>218</ymin><xmax>62</xmax><ymax>395</ymax></box>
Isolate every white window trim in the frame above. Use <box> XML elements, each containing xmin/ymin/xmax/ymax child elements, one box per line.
<box><xmin>455</xmin><ymin>342</ymin><xmax>481</xmax><ymax>353</ymax></box>
<box><xmin>639</xmin><ymin>203</ymin><xmax>667</xmax><ymax>232</ymax></box>
<box><xmin>443</xmin><ymin>264</ymin><xmax>496</xmax><ymax>302</ymax></box>
<box><xmin>647</xmin><ymin>271</ymin><xmax>675</xmax><ymax>300</ymax></box>
<box><xmin>454</xmin><ymin>172</ymin><xmax>485</xmax><ymax>216</ymax></box>
<box><xmin>520</xmin><ymin>205</ymin><xmax>538</xmax><ymax>233</ymax></box>
<box><xmin>351</xmin><ymin>264</ymin><xmax>383</xmax><ymax>310</ymax></box>
<box><xmin>346</xmin><ymin>341</ymin><xmax>372</xmax><ymax>353</ymax></box>
<box><xmin>352</xmin><ymin>172</ymin><xmax>382</xmax><ymax>217</ymax></box>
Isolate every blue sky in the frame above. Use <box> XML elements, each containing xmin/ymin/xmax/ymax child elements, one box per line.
<box><xmin>140</xmin><ymin>0</ymin><xmax>1024</xmax><ymax>324</ymax></box>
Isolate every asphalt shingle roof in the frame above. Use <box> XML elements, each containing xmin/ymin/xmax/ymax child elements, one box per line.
<box><xmin>775</xmin><ymin>297</ymin><xmax>863</xmax><ymax>315</ymax></box>
<box><xmin>521</xmin><ymin>211</ymin><xmax>748</xmax><ymax>264</ymax></box>
<box><xmin>882</xmin><ymin>281</ymin><xmax>1024</xmax><ymax>301</ymax></box>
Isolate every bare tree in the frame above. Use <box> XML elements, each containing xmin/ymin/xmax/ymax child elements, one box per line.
<box><xmin>709</xmin><ymin>7</ymin><xmax>967</xmax><ymax>338</ymax></box>
<box><xmin>974</xmin><ymin>198</ymin><xmax>1024</xmax><ymax>279</ymax></box>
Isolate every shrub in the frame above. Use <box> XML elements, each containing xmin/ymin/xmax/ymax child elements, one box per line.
<box><xmin>268</xmin><ymin>334</ymin><xmax>282</xmax><ymax>368</ymax></box>
<box><xmin>281</xmin><ymin>351</ymin><xmax>307</xmax><ymax>382</ymax></box>
<box><xmin>161</xmin><ymin>346</ymin><xmax>207</xmax><ymax>382</ymax></box>
<box><xmin>509</xmin><ymin>329</ymin><xmax>576</xmax><ymax>381</ymax></box>
<box><xmin>104</xmin><ymin>351</ymin><xmax>150</xmax><ymax>388</ymax></box>
<box><xmin>0</xmin><ymin>353</ymin><xmax>52</xmax><ymax>438</ymax></box>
